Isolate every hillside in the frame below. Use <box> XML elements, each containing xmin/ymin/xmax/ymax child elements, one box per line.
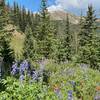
<box><xmin>49</xmin><ymin>10</ymin><xmax>80</xmax><ymax>24</ymax></box>
<box><xmin>49</xmin><ymin>10</ymin><xmax>100</xmax><ymax>25</ymax></box>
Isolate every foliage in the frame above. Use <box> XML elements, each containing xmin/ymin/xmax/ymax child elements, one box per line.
<box><xmin>0</xmin><ymin>77</ymin><xmax>58</xmax><ymax>100</ymax></box>
<box><xmin>0</xmin><ymin>63</ymin><xmax>100</xmax><ymax>100</ymax></box>
<box><xmin>0</xmin><ymin>0</ymin><xmax>14</xmax><ymax>73</ymax></box>
<box><xmin>23</xmin><ymin>25</ymin><xmax>38</xmax><ymax>61</ymax></box>
<box><xmin>46</xmin><ymin>62</ymin><xmax>100</xmax><ymax>100</ymax></box>
<box><xmin>78</xmin><ymin>5</ymin><xmax>99</xmax><ymax>69</ymax></box>
<box><xmin>0</xmin><ymin>1</ymin><xmax>100</xmax><ymax>99</ymax></box>
<box><xmin>34</xmin><ymin>0</ymin><xmax>56</xmax><ymax>59</ymax></box>
<box><xmin>10</xmin><ymin>2</ymin><xmax>34</xmax><ymax>33</ymax></box>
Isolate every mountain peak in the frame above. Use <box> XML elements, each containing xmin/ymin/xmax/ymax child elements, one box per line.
<box><xmin>49</xmin><ymin>10</ymin><xmax>80</xmax><ymax>24</ymax></box>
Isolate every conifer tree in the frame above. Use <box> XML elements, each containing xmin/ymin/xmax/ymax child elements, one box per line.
<box><xmin>76</xmin><ymin>10</ymin><xmax>84</xmax><ymax>54</ymax></box>
<box><xmin>1</xmin><ymin>40</ymin><xmax>14</xmax><ymax>64</ymax></box>
<box><xmin>11</xmin><ymin>3</ymin><xmax>27</xmax><ymax>32</ymax></box>
<box><xmin>79</xmin><ymin>5</ymin><xmax>98</xmax><ymax>69</ymax></box>
<box><xmin>0</xmin><ymin>0</ymin><xmax>6</xmax><ymax>29</ymax></box>
<box><xmin>26</xmin><ymin>10</ymin><xmax>34</xmax><ymax>32</ymax></box>
<box><xmin>33</xmin><ymin>13</ymin><xmax>41</xmax><ymax>34</ymax></box>
<box><xmin>36</xmin><ymin>0</ymin><xmax>49</xmax><ymax>40</ymax></box>
<box><xmin>54</xmin><ymin>39</ymin><xmax>66</xmax><ymax>63</ymax></box>
<box><xmin>18</xmin><ymin>8</ymin><xmax>23</xmax><ymax>30</ymax></box>
<box><xmin>26</xmin><ymin>10</ymin><xmax>32</xmax><ymax>26</ymax></box>
<box><xmin>21</xmin><ymin>6</ymin><xmax>27</xmax><ymax>32</ymax></box>
<box><xmin>64</xmin><ymin>14</ymin><xmax>72</xmax><ymax>61</ymax></box>
<box><xmin>54</xmin><ymin>14</ymin><xmax>72</xmax><ymax>63</ymax></box>
<box><xmin>0</xmin><ymin>0</ymin><xmax>14</xmax><ymax>72</ymax></box>
<box><xmin>0</xmin><ymin>0</ymin><xmax>11</xmax><ymax>53</ymax></box>
<box><xmin>79</xmin><ymin>5</ymin><xmax>97</xmax><ymax>46</ymax></box>
<box><xmin>11</xmin><ymin>2</ymin><xmax>20</xmax><ymax>25</ymax></box>
<box><xmin>23</xmin><ymin>24</ymin><xmax>37</xmax><ymax>61</ymax></box>
<box><xmin>36</xmin><ymin>0</ymin><xmax>55</xmax><ymax>58</ymax></box>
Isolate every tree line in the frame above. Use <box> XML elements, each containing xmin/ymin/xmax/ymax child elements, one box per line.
<box><xmin>0</xmin><ymin>0</ymin><xmax>100</xmax><ymax>74</ymax></box>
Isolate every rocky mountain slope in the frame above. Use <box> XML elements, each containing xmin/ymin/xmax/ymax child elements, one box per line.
<box><xmin>49</xmin><ymin>10</ymin><xmax>80</xmax><ymax>24</ymax></box>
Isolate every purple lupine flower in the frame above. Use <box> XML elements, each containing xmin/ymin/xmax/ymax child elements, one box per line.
<box><xmin>22</xmin><ymin>60</ymin><xmax>30</xmax><ymax>70</ymax></box>
<box><xmin>31</xmin><ymin>71</ymin><xmax>38</xmax><ymax>81</ymax></box>
<box><xmin>20</xmin><ymin>63</ymin><xmax>25</xmax><ymax>74</ymax></box>
<box><xmin>19</xmin><ymin>74</ymin><xmax>24</xmax><ymax>82</ymax></box>
<box><xmin>19</xmin><ymin>60</ymin><xmax>30</xmax><ymax>74</ymax></box>
<box><xmin>68</xmin><ymin>90</ymin><xmax>73</xmax><ymax>100</ymax></box>
<box><xmin>11</xmin><ymin>62</ymin><xmax>18</xmax><ymax>75</ymax></box>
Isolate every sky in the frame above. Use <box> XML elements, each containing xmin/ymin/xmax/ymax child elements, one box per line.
<box><xmin>6</xmin><ymin>0</ymin><xmax>100</xmax><ymax>16</ymax></box>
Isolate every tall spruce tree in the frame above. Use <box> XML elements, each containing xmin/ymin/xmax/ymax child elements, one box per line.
<box><xmin>11</xmin><ymin>3</ymin><xmax>28</xmax><ymax>32</ymax></box>
<box><xmin>11</xmin><ymin>2</ymin><xmax>20</xmax><ymax>26</ymax></box>
<box><xmin>79</xmin><ymin>5</ymin><xmax>97</xmax><ymax>46</ymax></box>
<box><xmin>54</xmin><ymin>14</ymin><xmax>72</xmax><ymax>63</ymax></box>
<box><xmin>54</xmin><ymin>39</ymin><xmax>66</xmax><ymax>63</ymax></box>
<box><xmin>35</xmin><ymin>0</ymin><xmax>55</xmax><ymax>58</ymax></box>
<box><xmin>0</xmin><ymin>0</ymin><xmax>14</xmax><ymax>73</ymax></box>
<box><xmin>26</xmin><ymin>10</ymin><xmax>31</xmax><ymax>26</ymax></box>
<box><xmin>21</xmin><ymin>6</ymin><xmax>27</xmax><ymax>32</ymax></box>
<box><xmin>23</xmin><ymin>24</ymin><xmax>37</xmax><ymax>61</ymax></box>
<box><xmin>64</xmin><ymin>14</ymin><xmax>72</xmax><ymax>61</ymax></box>
<box><xmin>36</xmin><ymin>0</ymin><xmax>49</xmax><ymax>40</ymax></box>
<box><xmin>79</xmin><ymin>5</ymin><xmax>98</xmax><ymax>69</ymax></box>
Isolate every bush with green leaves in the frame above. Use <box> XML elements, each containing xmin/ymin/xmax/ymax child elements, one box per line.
<box><xmin>0</xmin><ymin>77</ymin><xmax>58</xmax><ymax>100</ymax></box>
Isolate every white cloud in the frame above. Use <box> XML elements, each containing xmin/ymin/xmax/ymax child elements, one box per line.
<box><xmin>55</xmin><ymin>0</ymin><xmax>80</xmax><ymax>8</ymax></box>
<box><xmin>48</xmin><ymin>0</ymin><xmax>100</xmax><ymax>12</ymax></box>
<box><xmin>48</xmin><ymin>4</ymin><xmax>63</xmax><ymax>12</ymax></box>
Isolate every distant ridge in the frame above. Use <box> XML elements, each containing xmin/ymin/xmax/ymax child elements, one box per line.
<box><xmin>49</xmin><ymin>10</ymin><xmax>80</xmax><ymax>24</ymax></box>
